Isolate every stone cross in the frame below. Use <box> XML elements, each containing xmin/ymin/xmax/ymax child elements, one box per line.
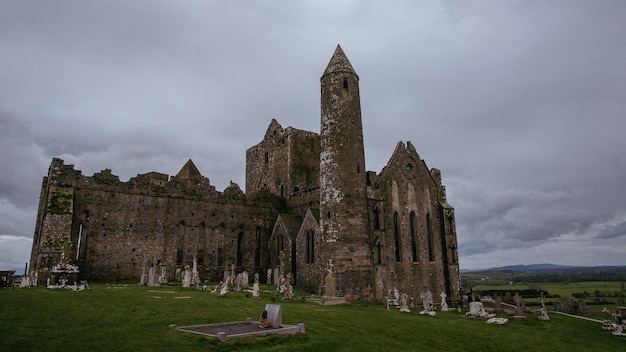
<box><xmin>440</xmin><ymin>292</ymin><xmax>448</xmax><ymax>311</ymax></box>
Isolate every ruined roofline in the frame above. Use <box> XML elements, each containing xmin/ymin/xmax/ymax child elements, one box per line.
<box><xmin>260</xmin><ymin>118</ymin><xmax>318</xmax><ymax>140</ymax></box>
<box><xmin>44</xmin><ymin>158</ymin><xmax>259</xmax><ymax>195</ymax></box>
<box><xmin>375</xmin><ymin>140</ymin><xmax>443</xmax><ymax>186</ymax></box>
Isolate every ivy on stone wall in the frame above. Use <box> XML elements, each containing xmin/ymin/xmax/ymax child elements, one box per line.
<box><xmin>43</xmin><ymin>232</ymin><xmax>72</xmax><ymax>251</ymax></box>
<box><xmin>47</xmin><ymin>187</ymin><xmax>73</xmax><ymax>213</ymax></box>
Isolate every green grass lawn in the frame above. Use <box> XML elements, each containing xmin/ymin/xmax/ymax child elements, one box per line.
<box><xmin>1</xmin><ymin>283</ymin><xmax>625</xmax><ymax>351</ymax></box>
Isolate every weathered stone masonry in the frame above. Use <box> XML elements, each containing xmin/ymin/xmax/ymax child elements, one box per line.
<box><xmin>29</xmin><ymin>45</ymin><xmax>460</xmax><ymax>303</ymax></box>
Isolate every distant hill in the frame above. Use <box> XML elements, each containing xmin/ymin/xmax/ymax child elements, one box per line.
<box><xmin>461</xmin><ymin>263</ymin><xmax>626</xmax><ymax>273</ymax></box>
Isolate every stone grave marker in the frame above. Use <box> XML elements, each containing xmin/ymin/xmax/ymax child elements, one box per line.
<box><xmin>324</xmin><ymin>271</ymin><xmax>336</xmax><ymax>297</ymax></box>
<box><xmin>148</xmin><ymin>265</ymin><xmax>155</xmax><ymax>286</ymax></box>
<box><xmin>273</xmin><ymin>268</ymin><xmax>280</xmax><ymax>286</ymax></box>
<box><xmin>265</xmin><ymin>304</ymin><xmax>282</xmax><ymax>328</ymax></box>
<box><xmin>494</xmin><ymin>295</ymin><xmax>502</xmax><ymax>312</ymax></box>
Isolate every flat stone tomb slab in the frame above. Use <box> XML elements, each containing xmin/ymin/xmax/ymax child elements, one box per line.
<box><xmin>176</xmin><ymin>320</ymin><xmax>304</xmax><ymax>342</ymax></box>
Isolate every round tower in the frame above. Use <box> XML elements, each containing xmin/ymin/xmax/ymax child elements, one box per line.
<box><xmin>319</xmin><ymin>45</ymin><xmax>372</xmax><ymax>300</ymax></box>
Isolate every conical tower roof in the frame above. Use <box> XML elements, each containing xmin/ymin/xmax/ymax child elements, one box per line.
<box><xmin>322</xmin><ymin>44</ymin><xmax>358</xmax><ymax>78</ymax></box>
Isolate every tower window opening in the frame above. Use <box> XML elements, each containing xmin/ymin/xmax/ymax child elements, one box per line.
<box><xmin>343</xmin><ymin>78</ymin><xmax>349</xmax><ymax>89</ymax></box>
<box><xmin>373</xmin><ymin>207</ymin><xmax>380</xmax><ymax>230</ymax></box>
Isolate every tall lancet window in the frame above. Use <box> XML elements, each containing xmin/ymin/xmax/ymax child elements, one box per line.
<box><xmin>427</xmin><ymin>213</ymin><xmax>435</xmax><ymax>262</ymax></box>
<box><xmin>410</xmin><ymin>211</ymin><xmax>419</xmax><ymax>262</ymax></box>
<box><xmin>394</xmin><ymin>212</ymin><xmax>402</xmax><ymax>262</ymax></box>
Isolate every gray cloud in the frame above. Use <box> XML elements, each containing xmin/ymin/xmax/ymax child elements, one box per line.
<box><xmin>1</xmin><ymin>1</ymin><xmax>625</xmax><ymax>271</ymax></box>
<box><xmin>596</xmin><ymin>221</ymin><xmax>626</xmax><ymax>240</ymax></box>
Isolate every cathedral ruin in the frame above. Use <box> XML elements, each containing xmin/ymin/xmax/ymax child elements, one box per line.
<box><xmin>29</xmin><ymin>45</ymin><xmax>460</xmax><ymax>302</ymax></box>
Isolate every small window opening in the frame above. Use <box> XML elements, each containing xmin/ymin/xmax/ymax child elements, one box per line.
<box><xmin>343</xmin><ymin>78</ymin><xmax>349</xmax><ymax>89</ymax></box>
<box><xmin>373</xmin><ymin>207</ymin><xmax>381</xmax><ymax>230</ymax></box>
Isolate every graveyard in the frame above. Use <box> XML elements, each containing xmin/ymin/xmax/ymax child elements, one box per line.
<box><xmin>1</xmin><ymin>281</ymin><xmax>625</xmax><ymax>351</ymax></box>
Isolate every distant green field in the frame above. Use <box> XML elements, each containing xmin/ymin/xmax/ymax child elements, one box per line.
<box><xmin>1</xmin><ymin>283</ymin><xmax>625</xmax><ymax>351</ymax></box>
<box><xmin>472</xmin><ymin>281</ymin><xmax>624</xmax><ymax>314</ymax></box>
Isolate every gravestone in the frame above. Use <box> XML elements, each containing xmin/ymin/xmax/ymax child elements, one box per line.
<box><xmin>537</xmin><ymin>292</ymin><xmax>549</xmax><ymax>321</ymax></box>
<box><xmin>513</xmin><ymin>292</ymin><xmax>527</xmax><ymax>319</ymax></box>
<box><xmin>252</xmin><ymin>282</ymin><xmax>260</xmax><ymax>298</ymax></box>
<box><xmin>219</xmin><ymin>282</ymin><xmax>228</xmax><ymax>296</ymax></box>
<box><xmin>494</xmin><ymin>296</ymin><xmax>502</xmax><ymax>312</ymax></box>
<box><xmin>264</xmin><ymin>304</ymin><xmax>283</xmax><ymax>328</ymax></box>
<box><xmin>440</xmin><ymin>292</ymin><xmax>449</xmax><ymax>312</ymax></box>
<box><xmin>420</xmin><ymin>289</ymin><xmax>436</xmax><ymax>316</ymax></box>
<box><xmin>324</xmin><ymin>271</ymin><xmax>336</xmax><ymax>297</ymax></box>
<box><xmin>420</xmin><ymin>289</ymin><xmax>433</xmax><ymax>310</ymax></box>
<box><xmin>139</xmin><ymin>263</ymin><xmax>147</xmax><ymax>286</ymax></box>
<box><xmin>181</xmin><ymin>266</ymin><xmax>191</xmax><ymax>288</ymax></box>
<box><xmin>467</xmin><ymin>301</ymin><xmax>495</xmax><ymax>318</ymax></box>
<box><xmin>148</xmin><ymin>265</ymin><xmax>155</xmax><ymax>286</ymax></box>
<box><xmin>277</xmin><ymin>274</ymin><xmax>286</xmax><ymax>292</ymax></box>
<box><xmin>538</xmin><ymin>307</ymin><xmax>550</xmax><ymax>321</ymax></box>
<box><xmin>273</xmin><ymin>268</ymin><xmax>280</xmax><ymax>286</ymax></box>
<box><xmin>284</xmin><ymin>283</ymin><xmax>294</xmax><ymax>299</ymax></box>
<box><xmin>234</xmin><ymin>273</ymin><xmax>243</xmax><ymax>291</ymax></box>
<box><xmin>399</xmin><ymin>293</ymin><xmax>411</xmax><ymax>313</ymax></box>
<box><xmin>158</xmin><ymin>263</ymin><xmax>167</xmax><ymax>284</ymax></box>
<box><xmin>191</xmin><ymin>257</ymin><xmax>199</xmax><ymax>288</ymax></box>
<box><xmin>266</xmin><ymin>268</ymin><xmax>272</xmax><ymax>285</ymax></box>
<box><xmin>241</xmin><ymin>271</ymin><xmax>249</xmax><ymax>288</ymax></box>
<box><xmin>469</xmin><ymin>301</ymin><xmax>483</xmax><ymax>316</ymax></box>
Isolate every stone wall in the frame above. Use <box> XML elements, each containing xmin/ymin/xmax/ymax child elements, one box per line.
<box><xmin>30</xmin><ymin>159</ymin><xmax>284</xmax><ymax>283</ymax></box>
<box><xmin>246</xmin><ymin>119</ymin><xmax>320</xmax><ymax>200</ymax></box>
<box><xmin>370</xmin><ymin>141</ymin><xmax>460</xmax><ymax>300</ymax></box>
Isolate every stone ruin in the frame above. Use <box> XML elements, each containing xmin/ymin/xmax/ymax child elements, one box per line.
<box><xmin>29</xmin><ymin>46</ymin><xmax>460</xmax><ymax>304</ymax></box>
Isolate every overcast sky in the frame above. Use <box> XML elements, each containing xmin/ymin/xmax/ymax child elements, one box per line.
<box><xmin>1</xmin><ymin>1</ymin><xmax>625</xmax><ymax>273</ymax></box>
